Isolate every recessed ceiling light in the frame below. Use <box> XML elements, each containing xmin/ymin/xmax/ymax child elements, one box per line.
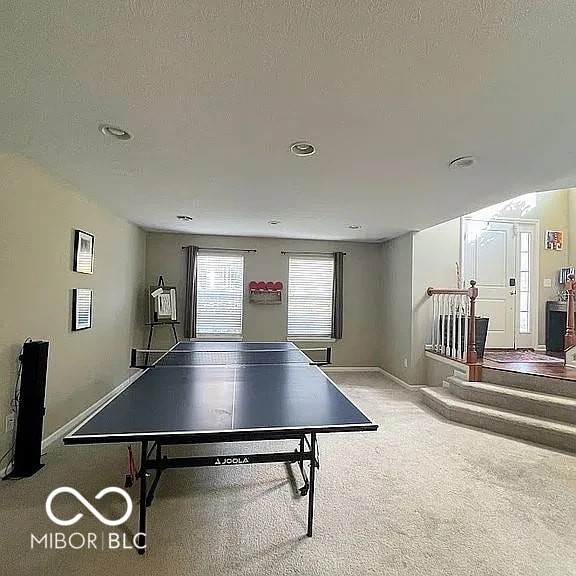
<box><xmin>449</xmin><ymin>156</ymin><xmax>475</xmax><ymax>169</ymax></box>
<box><xmin>177</xmin><ymin>215</ymin><xmax>193</xmax><ymax>221</ymax></box>
<box><xmin>290</xmin><ymin>142</ymin><xmax>316</xmax><ymax>156</ymax></box>
<box><xmin>268</xmin><ymin>220</ymin><xmax>281</xmax><ymax>225</ymax></box>
<box><xmin>99</xmin><ymin>124</ymin><xmax>133</xmax><ymax>141</ymax></box>
<box><xmin>348</xmin><ymin>225</ymin><xmax>362</xmax><ymax>230</ymax></box>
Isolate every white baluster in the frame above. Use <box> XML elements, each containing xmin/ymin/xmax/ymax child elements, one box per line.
<box><xmin>435</xmin><ymin>295</ymin><xmax>440</xmax><ymax>353</ymax></box>
<box><xmin>464</xmin><ymin>297</ymin><xmax>469</xmax><ymax>361</ymax></box>
<box><xmin>456</xmin><ymin>296</ymin><xmax>461</xmax><ymax>359</ymax></box>
<box><xmin>441</xmin><ymin>294</ymin><xmax>447</xmax><ymax>355</ymax></box>
<box><xmin>447</xmin><ymin>295</ymin><xmax>452</xmax><ymax>357</ymax></box>
<box><xmin>450</xmin><ymin>295</ymin><xmax>456</xmax><ymax>358</ymax></box>
<box><xmin>431</xmin><ymin>295</ymin><xmax>436</xmax><ymax>351</ymax></box>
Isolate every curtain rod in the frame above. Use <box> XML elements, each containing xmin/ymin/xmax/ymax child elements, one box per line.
<box><xmin>280</xmin><ymin>251</ymin><xmax>346</xmax><ymax>256</ymax></box>
<box><xmin>182</xmin><ymin>246</ymin><xmax>257</xmax><ymax>253</ymax></box>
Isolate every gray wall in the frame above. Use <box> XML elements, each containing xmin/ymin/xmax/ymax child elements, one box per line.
<box><xmin>380</xmin><ymin>233</ymin><xmax>414</xmax><ymax>381</ymax></box>
<box><xmin>411</xmin><ymin>219</ymin><xmax>461</xmax><ymax>385</ymax></box>
<box><xmin>145</xmin><ymin>233</ymin><xmax>381</xmax><ymax>367</ymax></box>
<box><xmin>0</xmin><ymin>153</ymin><xmax>146</xmax><ymax>461</ymax></box>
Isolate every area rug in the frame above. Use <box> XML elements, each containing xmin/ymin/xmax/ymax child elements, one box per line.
<box><xmin>483</xmin><ymin>350</ymin><xmax>565</xmax><ymax>363</ymax></box>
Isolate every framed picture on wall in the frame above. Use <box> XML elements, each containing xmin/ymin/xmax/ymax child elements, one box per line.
<box><xmin>73</xmin><ymin>229</ymin><xmax>94</xmax><ymax>274</ymax></box>
<box><xmin>72</xmin><ymin>288</ymin><xmax>92</xmax><ymax>331</ymax></box>
<box><xmin>545</xmin><ymin>230</ymin><xmax>564</xmax><ymax>251</ymax></box>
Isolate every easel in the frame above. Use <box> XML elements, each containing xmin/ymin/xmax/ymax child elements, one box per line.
<box><xmin>147</xmin><ymin>276</ymin><xmax>179</xmax><ymax>350</ymax></box>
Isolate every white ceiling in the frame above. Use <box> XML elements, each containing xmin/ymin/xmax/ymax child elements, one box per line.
<box><xmin>2</xmin><ymin>1</ymin><xmax>576</xmax><ymax>241</ymax></box>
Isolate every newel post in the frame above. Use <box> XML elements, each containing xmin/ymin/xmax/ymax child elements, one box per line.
<box><xmin>466</xmin><ymin>280</ymin><xmax>478</xmax><ymax>365</ymax></box>
<box><xmin>566</xmin><ymin>274</ymin><xmax>576</xmax><ymax>350</ymax></box>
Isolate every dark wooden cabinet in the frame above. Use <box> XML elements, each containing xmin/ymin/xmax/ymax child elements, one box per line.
<box><xmin>546</xmin><ymin>301</ymin><xmax>574</xmax><ymax>352</ymax></box>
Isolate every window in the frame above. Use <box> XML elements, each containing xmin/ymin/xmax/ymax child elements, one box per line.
<box><xmin>518</xmin><ymin>232</ymin><xmax>531</xmax><ymax>334</ymax></box>
<box><xmin>288</xmin><ymin>256</ymin><xmax>334</xmax><ymax>338</ymax></box>
<box><xmin>196</xmin><ymin>253</ymin><xmax>244</xmax><ymax>336</ymax></box>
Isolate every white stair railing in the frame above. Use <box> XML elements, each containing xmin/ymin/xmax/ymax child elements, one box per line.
<box><xmin>427</xmin><ymin>281</ymin><xmax>480</xmax><ymax>380</ymax></box>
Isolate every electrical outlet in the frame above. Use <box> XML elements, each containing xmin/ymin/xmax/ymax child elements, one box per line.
<box><xmin>403</xmin><ymin>358</ymin><xmax>408</xmax><ymax>368</ymax></box>
<box><xmin>5</xmin><ymin>414</ymin><xmax>15</xmax><ymax>434</ymax></box>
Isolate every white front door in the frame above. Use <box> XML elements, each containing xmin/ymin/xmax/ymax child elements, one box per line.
<box><xmin>463</xmin><ymin>220</ymin><xmax>516</xmax><ymax>349</ymax></box>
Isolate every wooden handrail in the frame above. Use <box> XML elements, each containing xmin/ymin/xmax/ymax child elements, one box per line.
<box><xmin>566</xmin><ymin>274</ymin><xmax>576</xmax><ymax>350</ymax></box>
<box><xmin>427</xmin><ymin>287</ymin><xmax>468</xmax><ymax>296</ymax></box>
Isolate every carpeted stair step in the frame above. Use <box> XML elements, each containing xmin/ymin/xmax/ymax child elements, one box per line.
<box><xmin>481</xmin><ymin>367</ymin><xmax>576</xmax><ymax>399</ymax></box>
<box><xmin>420</xmin><ymin>387</ymin><xmax>576</xmax><ymax>453</ymax></box>
<box><xmin>445</xmin><ymin>376</ymin><xmax>576</xmax><ymax>425</ymax></box>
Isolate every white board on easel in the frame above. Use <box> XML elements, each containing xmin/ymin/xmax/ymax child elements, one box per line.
<box><xmin>148</xmin><ymin>285</ymin><xmax>178</xmax><ymax>323</ymax></box>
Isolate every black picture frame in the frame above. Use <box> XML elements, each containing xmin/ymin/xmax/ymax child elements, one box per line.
<box><xmin>72</xmin><ymin>289</ymin><xmax>92</xmax><ymax>331</ymax></box>
<box><xmin>73</xmin><ymin>229</ymin><xmax>94</xmax><ymax>274</ymax></box>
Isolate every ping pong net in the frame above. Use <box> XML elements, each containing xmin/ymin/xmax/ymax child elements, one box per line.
<box><xmin>130</xmin><ymin>346</ymin><xmax>332</xmax><ymax>369</ymax></box>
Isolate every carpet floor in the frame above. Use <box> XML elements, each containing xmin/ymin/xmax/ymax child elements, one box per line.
<box><xmin>0</xmin><ymin>372</ymin><xmax>574</xmax><ymax>576</ymax></box>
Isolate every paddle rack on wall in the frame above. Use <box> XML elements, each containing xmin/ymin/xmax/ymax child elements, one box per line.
<box><xmin>249</xmin><ymin>281</ymin><xmax>283</xmax><ymax>304</ymax></box>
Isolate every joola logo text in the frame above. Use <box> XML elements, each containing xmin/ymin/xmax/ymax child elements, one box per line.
<box><xmin>214</xmin><ymin>457</ymin><xmax>249</xmax><ymax>465</ymax></box>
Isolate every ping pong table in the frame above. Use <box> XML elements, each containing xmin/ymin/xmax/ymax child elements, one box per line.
<box><xmin>64</xmin><ymin>341</ymin><xmax>377</xmax><ymax>554</ymax></box>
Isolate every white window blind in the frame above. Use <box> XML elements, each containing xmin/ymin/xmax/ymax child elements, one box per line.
<box><xmin>196</xmin><ymin>253</ymin><xmax>244</xmax><ymax>336</ymax></box>
<box><xmin>288</xmin><ymin>256</ymin><xmax>334</xmax><ymax>338</ymax></box>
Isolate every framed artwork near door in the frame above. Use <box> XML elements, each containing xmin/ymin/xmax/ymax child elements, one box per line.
<box><xmin>545</xmin><ymin>230</ymin><xmax>564</xmax><ymax>251</ymax></box>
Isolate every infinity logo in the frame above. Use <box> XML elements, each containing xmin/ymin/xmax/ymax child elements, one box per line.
<box><xmin>46</xmin><ymin>487</ymin><xmax>133</xmax><ymax>527</ymax></box>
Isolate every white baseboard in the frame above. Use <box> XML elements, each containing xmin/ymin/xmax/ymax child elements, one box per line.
<box><xmin>41</xmin><ymin>370</ymin><xmax>143</xmax><ymax>453</ymax></box>
<box><xmin>323</xmin><ymin>365</ymin><xmax>420</xmax><ymax>391</ymax></box>
<box><xmin>535</xmin><ymin>344</ymin><xmax>547</xmax><ymax>352</ymax></box>
<box><xmin>376</xmin><ymin>368</ymin><xmax>423</xmax><ymax>390</ymax></box>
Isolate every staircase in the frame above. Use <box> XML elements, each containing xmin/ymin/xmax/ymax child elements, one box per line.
<box><xmin>421</xmin><ymin>370</ymin><xmax>576</xmax><ymax>453</ymax></box>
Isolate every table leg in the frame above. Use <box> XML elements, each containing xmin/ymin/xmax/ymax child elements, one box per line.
<box><xmin>137</xmin><ymin>440</ymin><xmax>148</xmax><ymax>555</ymax></box>
<box><xmin>307</xmin><ymin>433</ymin><xmax>317</xmax><ymax>537</ymax></box>
<box><xmin>296</xmin><ymin>435</ymin><xmax>309</xmax><ymax>496</ymax></box>
<box><xmin>146</xmin><ymin>442</ymin><xmax>163</xmax><ymax>507</ymax></box>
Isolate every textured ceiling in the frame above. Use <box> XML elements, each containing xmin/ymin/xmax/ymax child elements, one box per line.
<box><xmin>2</xmin><ymin>1</ymin><xmax>576</xmax><ymax>241</ymax></box>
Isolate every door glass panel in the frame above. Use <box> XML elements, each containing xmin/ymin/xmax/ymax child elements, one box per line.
<box><xmin>520</xmin><ymin>292</ymin><xmax>529</xmax><ymax>312</ymax></box>
<box><xmin>518</xmin><ymin>232</ymin><xmax>531</xmax><ymax>334</ymax></box>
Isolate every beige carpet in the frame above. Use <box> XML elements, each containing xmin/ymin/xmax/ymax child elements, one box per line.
<box><xmin>0</xmin><ymin>372</ymin><xmax>575</xmax><ymax>576</ymax></box>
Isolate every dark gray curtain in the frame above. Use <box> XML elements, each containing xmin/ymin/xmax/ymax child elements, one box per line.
<box><xmin>183</xmin><ymin>245</ymin><xmax>199</xmax><ymax>339</ymax></box>
<box><xmin>331</xmin><ymin>251</ymin><xmax>344</xmax><ymax>339</ymax></box>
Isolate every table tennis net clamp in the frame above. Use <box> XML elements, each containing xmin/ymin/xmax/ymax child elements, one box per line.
<box><xmin>129</xmin><ymin>346</ymin><xmax>333</xmax><ymax>369</ymax></box>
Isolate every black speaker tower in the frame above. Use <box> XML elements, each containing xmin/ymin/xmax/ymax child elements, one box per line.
<box><xmin>6</xmin><ymin>340</ymin><xmax>49</xmax><ymax>478</ymax></box>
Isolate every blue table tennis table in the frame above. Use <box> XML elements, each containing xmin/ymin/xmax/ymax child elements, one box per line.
<box><xmin>64</xmin><ymin>341</ymin><xmax>377</xmax><ymax>554</ymax></box>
